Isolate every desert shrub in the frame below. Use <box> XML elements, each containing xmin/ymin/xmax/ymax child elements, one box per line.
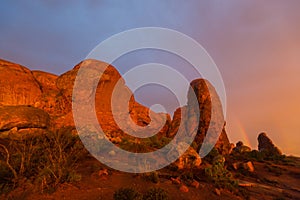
<box><xmin>0</xmin><ymin>129</ymin><xmax>86</xmax><ymax>194</ymax></box>
<box><xmin>190</xmin><ymin>141</ymin><xmax>199</xmax><ymax>151</ymax></box>
<box><xmin>118</xmin><ymin>136</ymin><xmax>173</xmax><ymax>154</ymax></box>
<box><xmin>268</xmin><ymin>154</ymin><xmax>288</xmax><ymax>163</ymax></box>
<box><xmin>279</xmin><ymin>156</ymin><xmax>300</xmax><ymax>167</ymax></box>
<box><xmin>180</xmin><ymin>171</ymin><xmax>194</xmax><ymax>183</ymax></box>
<box><xmin>260</xmin><ymin>177</ymin><xmax>278</xmax><ymax>185</ymax></box>
<box><xmin>0</xmin><ymin>137</ymin><xmax>43</xmax><ymax>189</ymax></box>
<box><xmin>148</xmin><ymin>135</ymin><xmax>161</xmax><ymax>149</ymax></box>
<box><xmin>237</xmin><ymin>188</ymin><xmax>250</xmax><ymax>200</ymax></box>
<box><xmin>245</xmin><ymin>150</ymin><xmax>264</xmax><ymax>162</ymax></box>
<box><xmin>32</xmin><ymin>130</ymin><xmax>85</xmax><ymax>192</ymax></box>
<box><xmin>203</xmin><ymin>147</ymin><xmax>220</xmax><ymax>164</ymax></box>
<box><xmin>160</xmin><ymin>137</ymin><xmax>172</xmax><ymax>147</ymax></box>
<box><xmin>149</xmin><ymin>136</ymin><xmax>172</xmax><ymax>149</ymax></box>
<box><xmin>143</xmin><ymin>171</ymin><xmax>159</xmax><ymax>183</ymax></box>
<box><xmin>166</xmin><ymin>163</ymin><xmax>178</xmax><ymax>172</ymax></box>
<box><xmin>264</xmin><ymin>164</ymin><xmax>284</xmax><ymax>176</ymax></box>
<box><xmin>118</xmin><ymin>138</ymin><xmax>153</xmax><ymax>153</ymax></box>
<box><xmin>113</xmin><ymin>187</ymin><xmax>142</xmax><ymax>200</ymax></box>
<box><xmin>238</xmin><ymin>150</ymin><xmax>286</xmax><ymax>163</ymax></box>
<box><xmin>143</xmin><ymin>187</ymin><xmax>168</xmax><ymax>200</ymax></box>
<box><xmin>204</xmin><ymin>159</ymin><xmax>238</xmax><ymax>190</ymax></box>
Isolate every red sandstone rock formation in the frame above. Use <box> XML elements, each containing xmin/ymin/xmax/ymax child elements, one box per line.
<box><xmin>0</xmin><ymin>58</ymin><xmax>229</xmax><ymax>154</ymax></box>
<box><xmin>168</xmin><ymin>79</ymin><xmax>230</xmax><ymax>154</ymax></box>
<box><xmin>0</xmin><ymin>59</ymin><xmax>42</xmax><ymax>106</ymax></box>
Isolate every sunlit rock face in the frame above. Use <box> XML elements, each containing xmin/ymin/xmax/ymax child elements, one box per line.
<box><xmin>0</xmin><ymin>105</ymin><xmax>50</xmax><ymax>130</ymax></box>
<box><xmin>0</xmin><ymin>59</ymin><xmax>229</xmax><ymax>156</ymax></box>
<box><xmin>0</xmin><ymin>59</ymin><xmax>42</xmax><ymax>106</ymax></box>
<box><xmin>32</xmin><ymin>70</ymin><xmax>71</xmax><ymax>117</ymax></box>
<box><xmin>168</xmin><ymin>79</ymin><xmax>230</xmax><ymax>154</ymax></box>
<box><xmin>0</xmin><ymin>59</ymin><xmax>169</xmax><ymax>137</ymax></box>
<box><xmin>56</xmin><ymin>59</ymin><xmax>171</xmax><ymax>137</ymax></box>
<box><xmin>172</xmin><ymin>145</ymin><xmax>202</xmax><ymax>170</ymax></box>
<box><xmin>0</xmin><ymin>105</ymin><xmax>50</xmax><ymax>138</ymax></box>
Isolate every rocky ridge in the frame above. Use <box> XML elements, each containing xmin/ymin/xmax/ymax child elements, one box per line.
<box><xmin>0</xmin><ymin>58</ymin><xmax>229</xmax><ymax>154</ymax></box>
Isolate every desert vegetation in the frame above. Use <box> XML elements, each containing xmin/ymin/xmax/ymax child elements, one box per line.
<box><xmin>0</xmin><ymin>59</ymin><xmax>299</xmax><ymax>199</ymax></box>
<box><xmin>113</xmin><ymin>187</ymin><xmax>168</xmax><ymax>200</ymax></box>
<box><xmin>0</xmin><ymin>128</ymin><xmax>86</xmax><ymax>194</ymax></box>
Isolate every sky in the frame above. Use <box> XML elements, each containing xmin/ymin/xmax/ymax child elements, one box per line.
<box><xmin>0</xmin><ymin>1</ymin><xmax>300</xmax><ymax>156</ymax></box>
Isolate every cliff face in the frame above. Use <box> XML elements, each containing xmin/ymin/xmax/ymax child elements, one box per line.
<box><xmin>0</xmin><ymin>59</ymin><xmax>229</xmax><ymax>153</ymax></box>
<box><xmin>0</xmin><ymin>59</ymin><xmax>42</xmax><ymax>106</ymax></box>
<box><xmin>168</xmin><ymin>79</ymin><xmax>230</xmax><ymax>154</ymax></box>
<box><xmin>56</xmin><ymin>59</ymin><xmax>171</xmax><ymax>137</ymax></box>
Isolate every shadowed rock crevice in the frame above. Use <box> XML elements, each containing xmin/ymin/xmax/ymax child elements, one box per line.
<box><xmin>0</xmin><ymin>105</ymin><xmax>50</xmax><ymax>138</ymax></box>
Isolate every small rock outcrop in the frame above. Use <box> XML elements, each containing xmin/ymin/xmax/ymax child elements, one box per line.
<box><xmin>179</xmin><ymin>184</ymin><xmax>189</xmax><ymax>193</ymax></box>
<box><xmin>0</xmin><ymin>105</ymin><xmax>50</xmax><ymax>131</ymax></box>
<box><xmin>258</xmin><ymin>132</ymin><xmax>282</xmax><ymax>156</ymax></box>
<box><xmin>243</xmin><ymin>161</ymin><xmax>255</xmax><ymax>172</ymax></box>
<box><xmin>232</xmin><ymin>161</ymin><xmax>255</xmax><ymax>173</ymax></box>
<box><xmin>172</xmin><ymin>146</ymin><xmax>202</xmax><ymax>170</ymax></box>
<box><xmin>190</xmin><ymin>180</ymin><xmax>200</xmax><ymax>188</ymax></box>
<box><xmin>33</xmin><ymin>70</ymin><xmax>71</xmax><ymax>116</ymax></box>
<box><xmin>233</xmin><ymin>141</ymin><xmax>251</xmax><ymax>153</ymax></box>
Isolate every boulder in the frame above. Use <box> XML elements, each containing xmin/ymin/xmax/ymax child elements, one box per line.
<box><xmin>0</xmin><ymin>105</ymin><xmax>50</xmax><ymax>131</ymax></box>
<box><xmin>179</xmin><ymin>184</ymin><xmax>189</xmax><ymax>193</ymax></box>
<box><xmin>190</xmin><ymin>180</ymin><xmax>200</xmax><ymax>188</ymax></box>
<box><xmin>214</xmin><ymin>188</ymin><xmax>221</xmax><ymax>196</ymax></box>
<box><xmin>232</xmin><ymin>161</ymin><xmax>255</xmax><ymax>173</ymax></box>
<box><xmin>232</xmin><ymin>162</ymin><xmax>239</xmax><ymax>170</ymax></box>
<box><xmin>98</xmin><ymin>169</ymin><xmax>109</xmax><ymax>176</ymax></box>
<box><xmin>171</xmin><ymin>144</ymin><xmax>201</xmax><ymax>170</ymax></box>
<box><xmin>0</xmin><ymin>59</ymin><xmax>42</xmax><ymax>106</ymax></box>
<box><xmin>258</xmin><ymin>132</ymin><xmax>282</xmax><ymax>156</ymax></box>
<box><xmin>243</xmin><ymin>161</ymin><xmax>255</xmax><ymax>172</ymax></box>
<box><xmin>171</xmin><ymin>177</ymin><xmax>181</xmax><ymax>185</ymax></box>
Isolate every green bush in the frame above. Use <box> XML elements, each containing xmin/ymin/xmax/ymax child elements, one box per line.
<box><xmin>118</xmin><ymin>138</ymin><xmax>153</xmax><ymax>153</ymax></box>
<box><xmin>203</xmin><ymin>147</ymin><xmax>220</xmax><ymax>164</ymax></box>
<box><xmin>143</xmin><ymin>171</ymin><xmax>159</xmax><ymax>183</ymax></box>
<box><xmin>245</xmin><ymin>150</ymin><xmax>264</xmax><ymax>161</ymax></box>
<box><xmin>143</xmin><ymin>187</ymin><xmax>168</xmax><ymax>200</ymax></box>
<box><xmin>205</xmin><ymin>159</ymin><xmax>238</xmax><ymax>190</ymax></box>
<box><xmin>113</xmin><ymin>188</ymin><xmax>142</xmax><ymax>200</ymax></box>
<box><xmin>190</xmin><ymin>141</ymin><xmax>199</xmax><ymax>151</ymax></box>
<box><xmin>234</xmin><ymin>150</ymin><xmax>286</xmax><ymax>163</ymax></box>
<box><xmin>118</xmin><ymin>136</ymin><xmax>173</xmax><ymax>153</ymax></box>
<box><xmin>180</xmin><ymin>171</ymin><xmax>194</xmax><ymax>183</ymax></box>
